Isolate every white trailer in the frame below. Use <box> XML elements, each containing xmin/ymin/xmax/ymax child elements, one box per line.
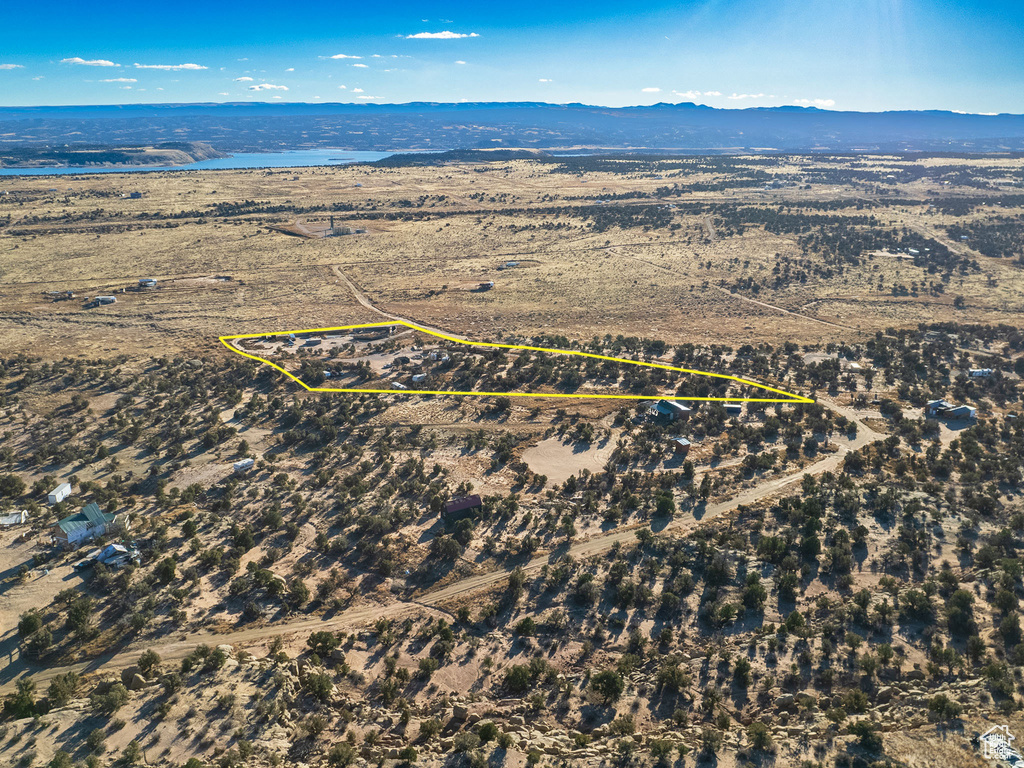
<box><xmin>47</xmin><ymin>482</ymin><xmax>72</xmax><ymax>505</ymax></box>
<box><xmin>233</xmin><ymin>458</ymin><xmax>255</xmax><ymax>473</ymax></box>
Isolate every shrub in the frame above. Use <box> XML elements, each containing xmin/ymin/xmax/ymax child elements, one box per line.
<box><xmin>87</xmin><ymin>728</ymin><xmax>107</xmax><ymax>753</ymax></box>
<box><xmin>0</xmin><ymin>474</ymin><xmax>25</xmax><ymax>498</ymax></box>
<box><xmin>590</xmin><ymin>669</ymin><xmax>624</xmax><ymax>704</ymax></box>
<box><xmin>418</xmin><ymin>657</ymin><xmax>439</xmax><ymax>679</ymax></box>
<box><xmin>91</xmin><ymin>683</ymin><xmax>129</xmax><ymax>714</ymax></box>
<box><xmin>327</xmin><ymin>743</ymin><xmax>356</xmax><ymax>767</ymax></box>
<box><xmin>418</xmin><ymin>719</ymin><xmax>442</xmax><ymax>740</ymax></box>
<box><xmin>47</xmin><ymin>672</ymin><xmax>81</xmax><ymax>707</ymax></box>
<box><xmin>504</xmin><ymin>664</ymin><xmax>532</xmax><ymax>693</ymax></box>
<box><xmin>927</xmin><ymin>694</ymin><xmax>963</xmax><ymax>721</ymax></box>
<box><xmin>733</xmin><ymin>656</ymin><xmax>752</xmax><ymax>687</ymax></box>
<box><xmin>123</xmin><ymin>740</ymin><xmax>142</xmax><ymax>764</ymax></box>
<box><xmin>304</xmin><ymin>671</ymin><xmax>333</xmax><ymax>701</ymax></box>
<box><xmin>748</xmin><ymin>722</ymin><xmax>773</xmax><ymax>751</ymax></box>
<box><xmin>848</xmin><ymin>720</ymin><xmax>883</xmax><ymax>753</ymax></box>
<box><xmin>3</xmin><ymin>679</ymin><xmax>36</xmax><ymax>719</ymax></box>
<box><xmin>17</xmin><ymin>610</ymin><xmax>42</xmax><ymax>637</ymax></box>
<box><xmin>453</xmin><ymin>732</ymin><xmax>481</xmax><ymax>752</ymax></box>
<box><xmin>137</xmin><ymin>650</ymin><xmax>161</xmax><ymax>678</ymax></box>
<box><xmin>307</xmin><ymin>631</ymin><xmax>341</xmax><ymax>657</ymax></box>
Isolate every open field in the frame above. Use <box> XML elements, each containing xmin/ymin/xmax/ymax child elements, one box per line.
<box><xmin>2</xmin><ymin>153</ymin><xmax>1024</xmax><ymax>363</ymax></box>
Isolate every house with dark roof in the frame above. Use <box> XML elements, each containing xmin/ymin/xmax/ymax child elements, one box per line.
<box><xmin>51</xmin><ymin>502</ymin><xmax>128</xmax><ymax>549</ymax></box>
<box><xmin>441</xmin><ymin>495</ymin><xmax>482</xmax><ymax>523</ymax></box>
<box><xmin>925</xmin><ymin>399</ymin><xmax>976</xmax><ymax>420</ymax></box>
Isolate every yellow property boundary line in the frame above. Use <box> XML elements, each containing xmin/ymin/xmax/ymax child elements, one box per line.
<box><xmin>219</xmin><ymin>321</ymin><xmax>814</xmax><ymax>404</ymax></box>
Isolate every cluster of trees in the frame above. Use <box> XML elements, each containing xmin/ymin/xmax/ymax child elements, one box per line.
<box><xmin>946</xmin><ymin>217</ymin><xmax>1024</xmax><ymax>264</ymax></box>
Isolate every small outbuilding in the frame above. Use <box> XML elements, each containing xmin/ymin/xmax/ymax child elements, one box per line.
<box><xmin>670</xmin><ymin>437</ymin><xmax>691</xmax><ymax>458</ymax></box>
<box><xmin>0</xmin><ymin>510</ymin><xmax>28</xmax><ymax>527</ymax></box>
<box><xmin>968</xmin><ymin>368</ymin><xmax>993</xmax><ymax>378</ymax></box>
<box><xmin>441</xmin><ymin>495</ymin><xmax>482</xmax><ymax>523</ymax></box>
<box><xmin>724</xmin><ymin>403</ymin><xmax>743</xmax><ymax>417</ymax></box>
<box><xmin>47</xmin><ymin>482</ymin><xmax>72</xmax><ymax>506</ymax></box>
<box><xmin>138</xmin><ymin>278</ymin><xmax>157</xmax><ymax>289</ymax></box>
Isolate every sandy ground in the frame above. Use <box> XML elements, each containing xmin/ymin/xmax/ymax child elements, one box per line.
<box><xmin>521</xmin><ymin>436</ymin><xmax>616</xmax><ymax>485</ymax></box>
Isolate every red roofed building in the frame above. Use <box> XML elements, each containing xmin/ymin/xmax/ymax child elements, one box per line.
<box><xmin>442</xmin><ymin>494</ymin><xmax>482</xmax><ymax>522</ymax></box>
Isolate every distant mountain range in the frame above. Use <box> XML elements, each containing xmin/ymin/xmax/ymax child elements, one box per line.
<box><xmin>2</xmin><ymin>101</ymin><xmax>1024</xmax><ymax>154</ymax></box>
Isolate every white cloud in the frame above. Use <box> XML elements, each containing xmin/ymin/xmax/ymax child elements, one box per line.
<box><xmin>0</xmin><ymin>64</ymin><xmax>23</xmax><ymax>70</ymax></box>
<box><xmin>357</xmin><ymin>95</ymin><xmax>378</xmax><ymax>100</ymax></box>
<box><xmin>285</xmin><ymin>68</ymin><xmax>294</xmax><ymax>72</ymax></box>
<box><xmin>101</xmin><ymin>77</ymin><xmax>137</xmax><ymax>83</ymax></box>
<box><xmin>673</xmin><ymin>90</ymin><xmax>702</xmax><ymax>99</ymax></box>
<box><xmin>539</xmin><ymin>78</ymin><xmax>552</xmax><ymax>83</ymax></box>
<box><xmin>642</xmin><ymin>87</ymin><xmax>661</xmax><ymax>93</ymax></box>
<box><xmin>330</xmin><ymin>54</ymin><xmax>362</xmax><ymax>59</ymax></box>
<box><xmin>218</xmin><ymin>92</ymin><xmax>229</xmax><ymax>96</ymax></box>
<box><xmin>352</xmin><ymin>88</ymin><xmax>364</xmax><ymax>93</ymax></box>
<box><xmin>793</xmin><ymin>97</ymin><xmax>836</xmax><ymax>108</ymax></box>
<box><xmin>338</xmin><ymin>85</ymin><xmax>347</xmax><ymax>90</ymax></box>
<box><xmin>234</xmin><ymin>76</ymin><xmax>254</xmax><ymax>82</ymax></box>
<box><xmin>406</xmin><ymin>31</ymin><xmax>479</xmax><ymax>39</ymax></box>
<box><xmin>32</xmin><ymin>76</ymin><xmax>44</xmax><ymax>80</ymax></box>
<box><xmin>61</xmin><ymin>57</ymin><xmax>119</xmax><ymax>67</ymax></box>
<box><xmin>704</xmin><ymin>90</ymin><xmax>722</xmax><ymax>97</ymax></box>
<box><xmin>353</xmin><ymin>63</ymin><xmax>369</xmax><ymax>68</ymax></box>
<box><xmin>120</xmin><ymin>86</ymin><xmax>132</xmax><ymax>90</ymax></box>
<box><xmin>134</xmin><ymin>63</ymin><xmax>207</xmax><ymax>71</ymax></box>
<box><xmin>455</xmin><ymin>60</ymin><xmax>467</xmax><ymax>65</ymax></box>
<box><xmin>727</xmin><ymin>92</ymin><xmax>767</xmax><ymax>100</ymax></box>
<box><xmin>248</xmin><ymin>83</ymin><xmax>288</xmax><ymax>91</ymax></box>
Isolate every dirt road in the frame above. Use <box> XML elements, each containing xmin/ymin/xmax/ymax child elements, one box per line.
<box><xmin>610</xmin><ymin>246</ymin><xmax>860</xmax><ymax>335</ymax></box>
<box><xmin>710</xmin><ymin>286</ymin><xmax>861</xmax><ymax>333</ymax></box>
<box><xmin>331</xmin><ymin>264</ymin><xmax>469</xmax><ymax>341</ymax></box>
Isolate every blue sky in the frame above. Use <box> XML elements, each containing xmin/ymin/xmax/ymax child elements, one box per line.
<box><xmin>0</xmin><ymin>0</ymin><xmax>1021</xmax><ymax>112</ymax></box>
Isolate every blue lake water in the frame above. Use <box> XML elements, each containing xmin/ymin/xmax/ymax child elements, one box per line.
<box><xmin>0</xmin><ymin>149</ymin><xmax>406</xmax><ymax>176</ymax></box>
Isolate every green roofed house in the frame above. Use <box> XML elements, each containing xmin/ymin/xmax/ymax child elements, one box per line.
<box><xmin>51</xmin><ymin>502</ymin><xmax>129</xmax><ymax>549</ymax></box>
<box><xmin>652</xmin><ymin>400</ymin><xmax>692</xmax><ymax>422</ymax></box>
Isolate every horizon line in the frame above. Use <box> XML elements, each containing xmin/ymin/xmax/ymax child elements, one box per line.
<box><xmin>0</xmin><ymin>100</ymin><xmax>1017</xmax><ymax>117</ymax></box>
